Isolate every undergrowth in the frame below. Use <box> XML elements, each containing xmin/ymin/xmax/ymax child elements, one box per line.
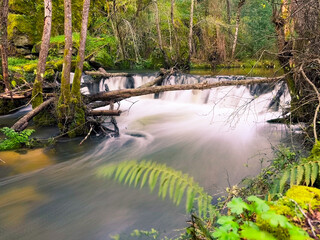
<box><xmin>0</xmin><ymin>127</ymin><xmax>35</xmax><ymax>151</ymax></box>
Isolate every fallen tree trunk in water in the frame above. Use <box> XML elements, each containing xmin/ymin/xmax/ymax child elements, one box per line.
<box><xmin>88</xmin><ymin>76</ymin><xmax>285</xmax><ymax>102</ymax></box>
<box><xmin>85</xmin><ymin>67</ymin><xmax>133</xmax><ymax>78</ymax></box>
<box><xmin>87</xmin><ymin>110</ymin><xmax>122</xmax><ymax>116</ymax></box>
<box><xmin>138</xmin><ymin>68</ymin><xmax>172</xmax><ymax>88</ymax></box>
<box><xmin>11</xmin><ymin>98</ymin><xmax>55</xmax><ymax>132</ymax></box>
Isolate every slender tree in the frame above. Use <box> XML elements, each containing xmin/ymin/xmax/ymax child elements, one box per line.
<box><xmin>231</xmin><ymin>0</ymin><xmax>246</xmax><ymax>59</ymax></box>
<box><xmin>0</xmin><ymin>0</ymin><xmax>10</xmax><ymax>93</ymax></box>
<box><xmin>32</xmin><ymin>0</ymin><xmax>52</xmax><ymax>108</ymax></box>
<box><xmin>59</xmin><ymin>0</ymin><xmax>73</xmax><ymax>105</ymax></box>
<box><xmin>188</xmin><ymin>0</ymin><xmax>194</xmax><ymax>65</ymax></box>
<box><xmin>71</xmin><ymin>0</ymin><xmax>90</xmax><ymax>100</ymax></box>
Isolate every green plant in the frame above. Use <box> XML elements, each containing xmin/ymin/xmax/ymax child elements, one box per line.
<box><xmin>0</xmin><ymin>127</ymin><xmax>35</xmax><ymax>151</ymax></box>
<box><xmin>97</xmin><ymin>160</ymin><xmax>217</xmax><ymax>219</ymax></box>
<box><xmin>278</xmin><ymin>161</ymin><xmax>320</xmax><ymax>193</ymax></box>
<box><xmin>212</xmin><ymin>196</ymin><xmax>308</xmax><ymax>240</ymax></box>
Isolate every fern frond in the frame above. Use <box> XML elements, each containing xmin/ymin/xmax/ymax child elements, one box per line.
<box><xmin>304</xmin><ymin>163</ymin><xmax>311</xmax><ymax>186</ymax></box>
<box><xmin>279</xmin><ymin>169</ymin><xmax>290</xmax><ymax>193</ymax></box>
<box><xmin>290</xmin><ymin>167</ymin><xmax>296</xmax><ymax>187</ymax></box>
<box><xmin>311</xmin><ymin>162</ymin><xmax>318</xmax><ymax>186</ymax></box>
<box><xmin>277</xmin><ymin>161</ymin><xmax>320</xmax><ymax>193</ymax></box>
<box><xmin>296</xmin><ymin>165</ymin><xmax>304</xmax><ymax>185</ymax></box>
<box><xmin>97</xmin><ymin>160</ymin><xmax>217</xmax><ymax>218</ymax></box>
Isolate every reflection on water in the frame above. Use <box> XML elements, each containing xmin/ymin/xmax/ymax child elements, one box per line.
<box><xmin>0</xmin><ymin>149</ymin><xmax>54</xmax><ymax>178</ymax></box>
<box><xmin>0</xmin><ymin>70</ymin><xmax>293</xmax><ymax>239</ymax></box>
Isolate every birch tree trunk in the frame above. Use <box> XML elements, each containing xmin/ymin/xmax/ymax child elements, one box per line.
<box><xmin>231</xmin><ymin>0</ymin><xmax>245</xmax><ymax>59</ymax></box>
<box><xmin>0</xmin><ymin>0</ymin><xmax>10</xmax><ymax>93</ymax></box>
<box><xmin>32</xmin><ymin>0</ymin><xmax>52</xmax><ymax>108</ymax></box>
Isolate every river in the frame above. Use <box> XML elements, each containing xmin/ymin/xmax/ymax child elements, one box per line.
<box><xmin>0</xmin><ymin>69</ymin><xmax>293</xmax><ymax>239</ymax></box>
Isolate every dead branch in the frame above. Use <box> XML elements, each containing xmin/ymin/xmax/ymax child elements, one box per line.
<box><xmin>88</xmin><ymin>75</ymin><xmax>285</xmax><ymax>102</ymax></box>
<box><xmin>11</xmin><ymin>97</ymin><xmax>55</xmax><ymax>132</ymax></box>
<box><xmin>87</xmin><ymin>110</ymin><xmax>122</xmax><ymax>116</ymax></box>
<box><xmin>299</xmin><ymin>65</ymin><xmax>320</xmax><ymax>142</ymax></box>
<box><xmin>138</xmin><ymin>68</ymin><xmax>173</xmax><ymax>88</ymax></box>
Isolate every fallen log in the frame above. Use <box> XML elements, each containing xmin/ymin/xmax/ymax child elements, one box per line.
<box><xmin>11</xmin><ymin>98</ymin><xmax>55</xmax><ymax>132</ymax></box>
<box><xmin>138</xmin><ymin>68</ymin><xmax>172</xmax><ymax>88</ymax></box>
<box><xmin>88</xmin><ymin>76</ymin><xmax>285</xmax><ymax>102</ymax></box>
<box><xmin>87</xmin><ymin>110</ymin><xmax>122</xmax><ymax>116</ymax></box>
<box><xmin>85</xmin><ymin>67</ymin><xmax>133</xmax><ymax>78</ymax></box>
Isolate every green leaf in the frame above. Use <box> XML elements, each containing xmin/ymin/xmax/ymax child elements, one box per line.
<box><xmin>169</xmin><ymin>176</ymin><xmax>176</xmax><ymax>200</ymax></box>
<box><xmin>304</xmin><ymin>163</ymin><xmax>311</xmax><ymax>186</ymax></box>
<box><xmin>296</xmin><ymin>165</ymin><xmax>304</xmax><ymax>185</ymax></box>
<box><xmin>161</xmin><ymin>176</ymin><xmax>171</xmax><ymax>200</ymax></box>
<box><xmin>247</xmin><ymin>196</ymin><xmax>269</xmax><ymax>214</ymax></box>
<box><xmin>227</xmin><ymin>197</ymin><xmax>249</xmax><ymax>215</ymax></box>
<box><xmin>240</xmin><ymin>226</ymin><xmax>276</xmax><ymax>240</ymax></box>
<box><xmin>290</xmin><ymin>167</ymin><xmax>296</xmax><ymax>187</ymax></box>
<box><xmin>186</xmin><ymin>187</ymin><xmax>195</xmax><ymax>213</ymax></box>
<box><xmin>279</xmin><ymin>169</ymin><xmax>290</xmax><ymax>193</ymax></box>
<box><xmin>176</xmin><ymin>182</ymin><xmax>187</xmax><ymax>206</ymax></box>
<box><xmin>140</xmin><ymin>167</ymin><xmax>152</xmax><ymax>189</ymax></box>
<box><xmin>311</xmin><ymin>162</ymin><xmax>318</xmax><ymax>186</ymax></box>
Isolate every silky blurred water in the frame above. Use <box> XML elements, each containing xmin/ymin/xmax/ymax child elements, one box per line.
<box><xmin>0</xmin><ymin>70</ymin><xmax>293</xmax><ymax>239</ymax></box>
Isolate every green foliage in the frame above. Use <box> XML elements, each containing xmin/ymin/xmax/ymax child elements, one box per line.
<box><xmin>212</xmin><ymin>196</ymin><xmax>308</xmax><ymax>240</ymax></box>
<box><xmin>278</xmin><ymin>161</ymin><xmax>320</xmax><ymax>193</ymax></box>
<box><xmin>241</xmin><ymin>146</ymin><xmax>300</xmax><ymax>197</ymax></box>
<box><xmin>0</xmin><ymin>127</ymin><xmax>35</xmax><ymax>151</ymax></box>
<box><xmin>97</xmin><ymin>160</ymin><xmax>217</xmax><ymax>219</ymax></box>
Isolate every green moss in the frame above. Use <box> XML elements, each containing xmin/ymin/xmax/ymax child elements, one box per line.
<box><xmin>0</xmin><ymin>99</ymin><xmax>27</xmax><ymax>115</ymax></box>
<box><xmin>31</xmin><ymin>79</ymin><xmax>43</xmax><ymax>108</ymax></box>
<box><xmin>256</xmin><ymin>216</ymin><xmax>290</xmax><ymax>240</ymax></box>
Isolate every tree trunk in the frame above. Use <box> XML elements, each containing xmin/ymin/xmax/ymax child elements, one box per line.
<box><xmin>71</xmin><ymin>0</ymin><xmax>90</xmax><ymax>100</ymax></box>
<box><xmin>113</xmin><ymin>0</ymin><xmax>125</xmax><ymax>59</ymax></box>
<box><xmin>188</xmin><ymin>0</ymin><xmax>194</xmax><ymax>65</ymax></box>
<box><xmin>0</xmin><ymin>0</ymin><xmax>10</xmax><ymax>93</ymax></box>
<box><xmin>57</xmin><ymin>0</ymin><xmax>73</xmax><ymax>134</ymax></box>
<box><xmin>153</xmin><ymin>0</ymin><xmax>169</xmax><ymax>67</ymax></box>
<box><xmin>154</xmin><ymin>0</ymin><xmax>163</xmax><ymax>50</ymax></box>
<box><xmin>231</xmin><ymin>0</ymin><xmax>245</xmax><ymax>60</ymax></box>
<box><xmin>59</xmin><ymin>0</ymin><xmax>73</xmax><ymax>105</ymax></box>
<box><xmin>12</xmin><ymin>98</ymin><xmax>55</xmax><ymax>132</ymax></box>
<box><xmin>226</xmin><ymin>0</ymin><xmax>231</xmax><ymax>25</ymax></box>
<box><xmin>88</xmin><ymin>76</ymin><xmax>284</xmax><ymax>102</ymax></box>
<box><xmin>32</xmin><ymin>0</ymin><xmax>52</xmax><ymax>108</ymax></box>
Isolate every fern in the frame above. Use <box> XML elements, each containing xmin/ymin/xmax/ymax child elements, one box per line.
<box><xmin>0</xmin><ymin>127</ymin><xmax>35</xmax><ymax>151</ymax></box>
<box><xmin>97</xmin><ymin>160</ymin><xmax>217</xmax><ymax>219</ymax></box>
<box><xmin>278</xmin><ymin>161</ymin><xmax>320</xmax><ymax>192</ymax></box>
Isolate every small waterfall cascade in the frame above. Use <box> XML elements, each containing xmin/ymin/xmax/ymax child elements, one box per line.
<box><xmin>0</xmin><ymin>72</ymin><xmax>293</xmax><ymax>240</ymax></box>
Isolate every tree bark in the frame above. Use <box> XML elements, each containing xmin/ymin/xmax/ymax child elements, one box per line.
<box><xmin>87</xmin><ymin>110</ymin><xmax>122</xmax><ymax>116</ymax></box>
<box><xmin>88</xmin><ymin>76</ymin><xmax>284</xmax><ymax>102</ymax></box>
<box><xmin>85</xmin><ymin>68</ymin><xmax>133</xmax><ymax>77</ymax></box>
<box><xmin>138</xmin><ymin>68</ymin><xmax>171</xmax><ymax>88</ymax></box>
<box><xmin>71</xmin><ymin>0</ymin><xmax>91</xmax><ymax>100</ymax></box>
<box><xmin>154</xmin><ymin>0</ymin><xmax>163</xmax><ymax>51</ymax></box>
<box><xmin>231</xmin><ymin>0</ymin><xmax>245</xmax><ymax>59</ymax></box>
<box><xmin>11</xmin><ymin>98</ymin><xmax>55</xmax><ymax>132</ymax></box>
<box><xmin>188</xmin><ymin>0</ymin><xmax>195</xmax><ymax>65</ymax></box>
<box><xmin>32</xmin><ymin>0</ymin><xmax>52</xmax><ymax>108</ymax></box>
<box><xmin>59</xmin><ymin>0</ymin><xmax>73</xmax><ymax>104</ymax></box>
<box><xmin>0</xmin><ymin>0</ymin><xmax>10</xmax><ymax>92</ymax></box>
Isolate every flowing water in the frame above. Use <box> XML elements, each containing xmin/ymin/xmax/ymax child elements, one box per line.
<box><xmin>0</xmin><ymin>70</ymin><xmax>293</xmax><ymax>239</ymax></box>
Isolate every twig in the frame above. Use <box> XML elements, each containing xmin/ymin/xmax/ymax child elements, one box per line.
<box><xmin>0</xmin><ymin>158</ymin><xmax>6</xmax><ymax>164</ymax></box>
<box><xmin>79</xmin><ymin>125</ymin><xmax>93</xmax><ymax>145</ymax></box>
<box><xmin>289</xmin><ymin>199</ymin><xmax>317</xmax><ymax>239</ymax></box>
<box><xmin>299</xmin><ymin>65</ymin><xmax>320</xmax><ymax>142</ymax></box>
